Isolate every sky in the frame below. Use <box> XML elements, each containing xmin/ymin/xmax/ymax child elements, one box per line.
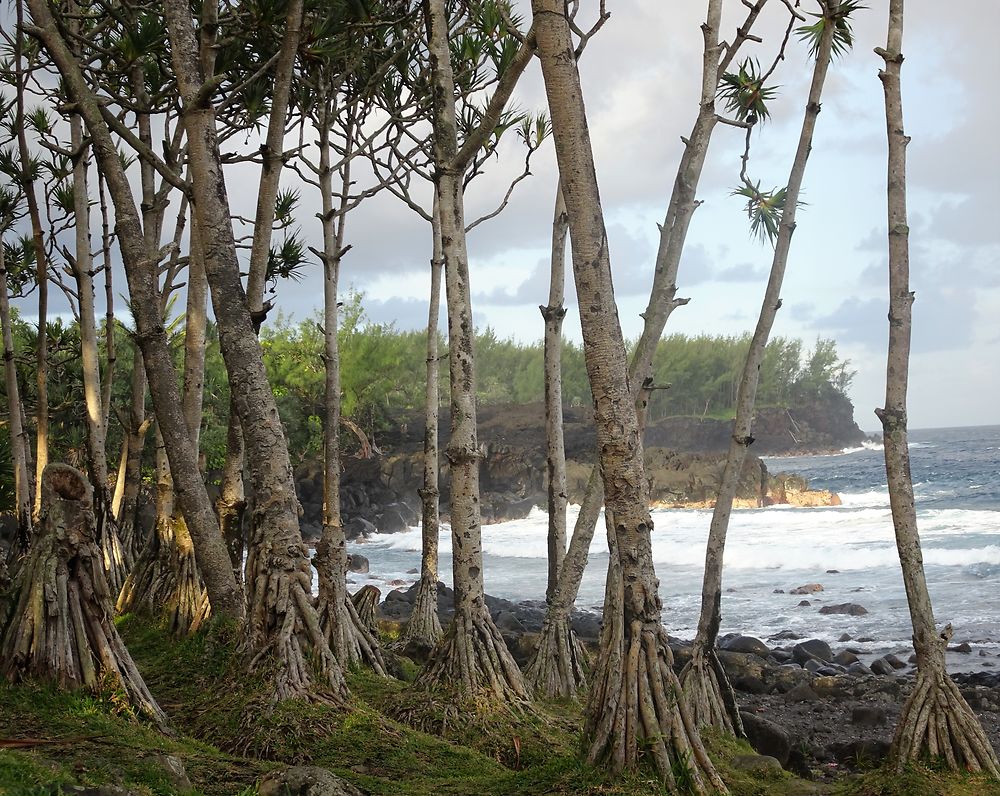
<box><xmin>11</xmin><ymin>2</ymin><xmax>1000</xmax><ymax>431</ymax></box>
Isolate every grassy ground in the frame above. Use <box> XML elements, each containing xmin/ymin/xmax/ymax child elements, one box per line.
<box><xmin>1</xmin><ymin>616</ymin><xmax>998</xmax><ymax>795</ymax></box>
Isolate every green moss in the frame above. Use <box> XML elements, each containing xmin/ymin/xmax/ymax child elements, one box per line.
<box><xmin>7</xmin><ymin>619</ymin><xmax>987</xmax><ymax>796</ymax></box>
<box><xmin>840</xmin><ymin>761</ymin><xmax>1000</xmax><ymax>796</ymax></box>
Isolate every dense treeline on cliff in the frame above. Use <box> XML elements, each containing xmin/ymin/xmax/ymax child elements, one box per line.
<box><xmin>0</xmin><ymin>293</ymin><xmax>854</xmax><ymax>476</ymax></box>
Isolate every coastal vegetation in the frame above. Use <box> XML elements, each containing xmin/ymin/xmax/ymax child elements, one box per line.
<box><xmin>0</xmin><ymin>0</ymin><xmax>995</xmax><ymax>794</ymax></box>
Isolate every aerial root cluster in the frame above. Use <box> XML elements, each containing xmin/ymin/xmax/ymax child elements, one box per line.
<box><xmin>524</xmin><ymin>613</ymin><xmax>588</xmax><ymax>699</ymax></box>
<box><xmin>679</xmin><ymin>647</ymin><xmax>744</xmax><ymax>737</ymax></box>
<box><xmin>401</xmin><ymin>574</ymin><xmax>443</xmax><ymax>648</ymax></box>
<box><xmin>586</xmin><ymin>622</ymin><xmax>728</xmax><ymax>795</ymax></box>
<box><xmin>892</xmin><ymin>668</ymin><xmax>1000</xmax><ymax>775</ymax></box>
<box><xmin>117</xmin><ymin>516</ymin><xmax>208</xmax><ymax>637</ymax></box>
<box><xmin>246</xmin><ymin>541</ymin><xmax>347</xmax><ymax>707</ymax></box>
<box><xmin>0</xmin><ymin>464</ymin><xmax>168</xmax><ymax>729</ymax></box>
<box><xmin>418</xmin><ymin>609</ymin><xmax>528</xmax><ymax>701</ymax></box>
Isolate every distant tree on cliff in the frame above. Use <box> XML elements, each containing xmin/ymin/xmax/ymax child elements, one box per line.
<box><xmin>681</xmin><ymin>0</ymin><xmax>849</xmax><ymax>734</ymax></box>
<box><xmin>876</xmin><ymin>0</ymin><xmax>999</xmax><ymax>774</ymax></box>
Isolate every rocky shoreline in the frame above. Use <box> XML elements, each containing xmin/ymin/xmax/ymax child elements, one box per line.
<box><xmin>375</xmin><ymin>580</ymin><xmax>1000</xmax><ymax>780</ymax></box>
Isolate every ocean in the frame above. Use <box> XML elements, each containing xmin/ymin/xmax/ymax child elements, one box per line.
<box><xmin>348</xmin><ymin>425</ymin><xmax>1000</xmax><ymax>670</ymax></box>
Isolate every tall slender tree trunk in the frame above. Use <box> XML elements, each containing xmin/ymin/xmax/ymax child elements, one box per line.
<box><xmin>25</xmin><ymin>0</ymin><xmax>246</xmax><ymax>626</ymax></box>
<box><xmin>542</xmin><ymin>185</ymin><xmax>568</xmax><ymax>602</ymax></box>
<box><xmin>416</xmin><ymin>0</ymin><xmax>528</xmax><ymax>701</ymax></box>
<box><xmin>877</xmin><ymin>1</ymin><xmax>999</xmax><ymax>775</ymax></box>
<box><xmin>161</xmin><ymin>0</ymin><xmax>345</xmax><ymax>702</ymax></box>
<box><xmin>112</xmin><ymin>348</ymin><xmax>150</xmax><ymax>560</ymax></box>
<box><xmin>217</xmin><ymin>0</ymin><xmax>304</xmax><ymax>585</ymax></box>
<box><xmin>15</xmin><ymin>0</ymin><xmax>47</xmax><ymax>522</ymax></box>
<box><xmin>527</xmin><ymin>0</ymin><xmax>736</xmax><ymax>700</ymax></box>
<box><xmin>682</xmin><ymin>1</ymin><xmax>837</xmax><ymax>735</ymax></box>
<box><xmin>532</xmin><ymin>2</ymin><xmax>725</xmax><ymax>789</ymax></box>
<box><xmin>313</xmin><ymin>101</ymin><xmax>386</xmax><ymax>674</ymax></box>
<box><xmin>0</xmin><ymin>244</ymin><xmax>32</xmax><ymax>542</ymax></box>
<box><xmin>524</xmin><ymin>186</ymin><xmax>584</xmax><ymax>697</ymax></box>
<box><xmin>118</xmin><ymin>219</ymin><xmax>211</xmax><ymax>635</ymax></box>
<box><xmin>97</xmin><ymin>172</ymin><xmax>115</xmax><ymax>431</ymax></box>
<box><xmin>402</xmin><ymin>198</ymin><xmax>444</xmax><ymax>650</ymax></box>
<box><xmin>69</xmin><ymin>108</ymin><xmax>127</xmax><ymax>596</ymax></box>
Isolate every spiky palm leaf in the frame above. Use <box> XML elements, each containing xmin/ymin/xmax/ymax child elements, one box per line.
<box><xmin>796</xmin><ymin>0</ymin><xmax>866</xmax><ymax>59</ymax></box>
<box><xmin>732</xmin><ymin>181</ymin><xmax>791</xmax><ymax>245</ymax></box>
<box><xmin>718</xmin><ymin>59</ymin><xmax>777</xmax><ymax>124</ymax></box>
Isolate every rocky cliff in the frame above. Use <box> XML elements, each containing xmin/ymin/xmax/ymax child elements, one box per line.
<box><xmin>293</xmin><ymin>398</ymin><xmax>857</xmax><ymax>539</ymax></box>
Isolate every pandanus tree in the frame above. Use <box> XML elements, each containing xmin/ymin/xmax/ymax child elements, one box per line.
<box><xmin>158</xmin><ymin>0</ymin><xmax>350</xmax><ymax>701</ymax></box>
<box><xmin>363</xmin><ymin>2</ymin><xmax>548</xmax><ymax>655</ymax></box>
<box><xmin>680</xmin><ymin>0</ymin><xmax>849</xmax><ymax>733</ymax></box>
<box><xmin>876</xmin><ymin>0</ymin><xmax>999</xmax><ymax>775</ymax></box>
<box><xmin>414</xmin><ymin>0</ymin><xmax>536</xmax><ymax>699</ymax></box>
<box><xmin>23</xmin><ymin>0</ymin><xmax>246</xmax><ymax>632</ymax></box>
<box><xmin>531</xmin><ymin>2</ymin><xmax>726</xmax><ymax>789</ymax></box>
<box><xmin>0</xmin><ymin>464</ymin><xmax>167</xmax><ymax>729</ymax></box>
<box><xmin>526</xmin><ymin>0</ymin><xmax>773</xmax><ymax>700</ymax></box>
<box><xmin>291</xmin><ymin>2</ymin><xmax>412</xmax><ymax>675</ymax></box>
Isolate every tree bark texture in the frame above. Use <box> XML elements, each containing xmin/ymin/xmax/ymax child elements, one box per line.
<box><xmin>0</xmin><ymin>464</ymin><xmax>167</xmax><ymax>728</ymax></box>
<box><xmin>25</xmin><ymin>0</ymin><xmax>246</xmax><ymax>626</ymax></box>
<box><xmin>876</xmin><ymin>0</ymin><xmax>999</xmax><ymax>775</ymax></box>
<box><xmin>162</xmin><ymin>0</ymin><xmax>345</xmax><ymax>702</ymax></box>
<box><xmin>683</xmin><ymin>0</ymin><xmax>836</xmax><ymax>735</ymax></box>
<box><xmin>542</xmin><ymin>184</ymin><xmax>569</xmax><ymax>603</ymax></box>
<box><xmin>532</xmin><ymin>2</ymin><xmax>725</xmax><ymax>788</ymax></box>
<box><xmin>402</xmin><ymin>199</ymin><xmax>444</xmax><ymax>650</ymax></box>
<box><xmin>0</xmin><ymin>244</ymin><xmax>32</xmax><ymax>542</ymax></box>
<box><xmin>416</xmin><ymin>0</ymin><xmax>527</xmax><ymax>701</ymax></box>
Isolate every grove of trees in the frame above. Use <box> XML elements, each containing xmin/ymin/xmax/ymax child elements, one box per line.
<box><xmin>0</xmin><ymin>0</ymin><xmax>995</xmax><ymax>791</ymax></box>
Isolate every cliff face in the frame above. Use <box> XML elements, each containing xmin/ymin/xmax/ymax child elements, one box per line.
<box><xmin>292</xmin><ymin>396</ymin><xmax>860</xmax><ymax>539</ymax></box>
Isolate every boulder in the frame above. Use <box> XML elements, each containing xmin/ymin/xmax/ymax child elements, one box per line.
<box><xmin>720</xmin><ymin>635</ymin><xmax>771</xmax><ymax>658</ymax></box>
<box><xmin>884</xmin><ymin>653</ymin><xmax>907</xmax><ymax>670</ymax></box>
<box><xmin>833</xmin><ymin>650</ymin><xmax>859</xmax><ymax>667</ymax></box>
<box><xmin>818</xmin><ymin>603</ymin><xmax>868</xmax><ymax>616</ymax></box>
<box><xmin>792</xmin><ymin>639</ymin><xmax>834</xmax><ymax>665</ymax></box>
<box><xmin>740</xmin><ymin>711</ymin><xmax>791</xmax><ymax>766</ymax></box>
<box><xmin>347</xmin><ymin>554</ymin><xmax>370</xmax><ymax>574</ymax></box>
<box><xmin>830</xmin><ymin>739</ymin><xmax>891</xmax><ymax>768</ymax></box>
<box><xmin>344</xmin><ymin>516</ymin><xmax>377</xmax><ymax>540</ymax></box>
<box><xmin>151</xmin><ymin>754</ymin><xmax>192</xmax><ymax>792</ymax></box>
<box><xmin>494</xmin><ymin>611</ymin><xmax>526</xmax><ymax>634</ymax></box>
<box><xmin>790</xmin><ymin>583</ymin><xmax>824</xmax><ymax>595</ymax></box>
<box><xmin>870</xmin><ymin>657</ymin><xmax>896</xmax><ymax>676</ymax></box>
<box><xmin>259</xmin><ymin>766</ymin><xmax>364</xmax><ymax>796</ymax></box>
<box><xmin>784</xmin><ymin>683</ymin><xmax>820</xmax><ymax>702</ymax></box>
<box><xmin>730</xmin><ymin>755</ymin><xmax>783</xmax><ymax>774</ymax></box>
<box><xmin>851</xmin><ymin>706</ymin><xmax>887</xmax><ymax>727</ymax></box>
